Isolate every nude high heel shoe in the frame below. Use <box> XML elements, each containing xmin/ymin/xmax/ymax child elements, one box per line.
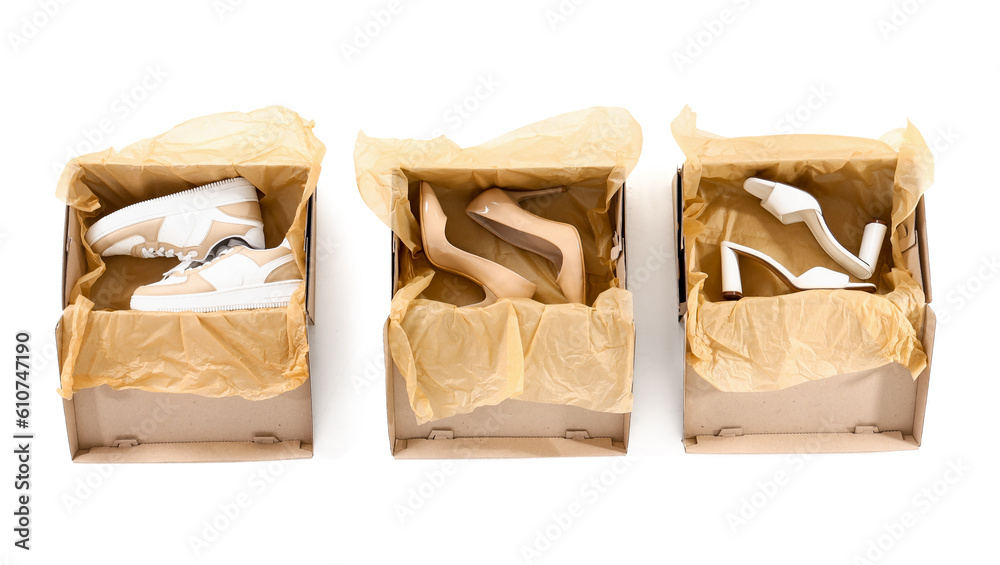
<box><xmin>743</xmin><ymin>178</ymin><xmax>887</xmax><ymax>280</ymax></box>
<box><xmin>419</xmin><ymin>182</ymin><xmax>536</xmax><ymax>306</ymax></box>
<box><xmin>720</xmin><ymin>241</ymin><xmax>876</xmax><ymax>300</ymax></box>
<box><xmin>465</xmin><ymin>187</ymin><xmax>586</xmax><ymax>304</ymax></box>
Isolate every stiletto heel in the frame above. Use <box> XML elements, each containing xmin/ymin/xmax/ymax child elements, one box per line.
<box><xmin>465</xmin><ymin>187</ymin><xmax>586</xmax><ymax>304</ymax></box>
<box><xmin>419</xmin><ymin>182</ymin><xmax>536</xmax><ymax>306</ymax></box>
<box><xmin>743</xmin><ymin>178</ymin><xmax>887</xmax><ymax>280</ymax></box>
<box><xmin>720</xmin><ymin>241</ymin><xmax>876</xmax><ymax>300</ymax></box>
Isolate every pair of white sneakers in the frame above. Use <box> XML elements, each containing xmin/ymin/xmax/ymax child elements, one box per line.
<box><xmin>85</xmin><ymin>177</ymin><xmax>303</xmax><ymax>312</ymax></box>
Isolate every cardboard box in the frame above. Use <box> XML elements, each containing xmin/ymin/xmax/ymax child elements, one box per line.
<box><xmin>675</xmin><ymin>169</ymin><xmax>936</xmax><ymax>453</ymax></box>
<box><xmin>385</xmin><ymin>184</ymin><xmax>630</xmax><ymax>459</ymax></box>
<box><xmin>57</xmin><ymin>194</ymin><xmax>317</xmax><ymax>464</ymax></box>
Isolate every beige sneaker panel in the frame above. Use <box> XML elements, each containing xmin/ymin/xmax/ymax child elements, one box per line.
<box><xmin>264</xmin><ymin>261</ymin><xmax>302</xmax><ymax>284</ymax></box>
<box><xmin>90</xmin><ymin>218</ymin><xmax>165</xmax><ymax>255</ymax></box>
<box><xmin>216</xmin><ymin>201</ymin><xmax>263</xmax><ymax>223</ymax></box>
<box><xmin>132</xmin><ymin>273</ymin><xmax>217</xmax><ymax>297</ymax></box>
<box><xmin>245</xmin><ymin>246</ymin><xmax>294</xmax><ymax>267</ymax></box>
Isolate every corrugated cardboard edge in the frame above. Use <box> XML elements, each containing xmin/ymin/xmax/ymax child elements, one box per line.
<box><xmin>677</xmin><ymin>170</ymin><xmax>936</xmax><ymax>454</ymax></box>
<box><xmin>386</xmin><ymin>185</ymin><xmax>632</xmax><ymax>459</ymax></box>
<box><xmin>72</xmin><ymin>441</ymin><xmax>313</xmax><ymax>464</ymax></box>
<box><xmin>57</xmin><ymin>195</ymin><xmax>318</xmax><ymax>464</ymax></box>
<box><xmin>394</xmin><ymin>437</ymin><xmax>625</xmax><ymax>459</ymax></box>
<box><xmin>684</xmin><ymin>432</ymin><xmax>915</xmax><ymax>454</ymax></box>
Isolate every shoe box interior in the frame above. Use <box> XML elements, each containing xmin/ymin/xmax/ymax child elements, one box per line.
<box><xmin>385</xmin><ymin>174</ymin><xmax>631</xmax><ymax>459</ymax></box>
<box><xmin>674</xmin><ymin>166</ymin><xmax>936</xmax><ymax>454</ymax></box>
<box><xmin>57</xmin><ymin>172</ymin><xmax>317</xmax><ymax>463</ymax></box>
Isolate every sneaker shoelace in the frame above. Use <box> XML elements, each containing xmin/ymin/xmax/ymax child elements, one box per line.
<box><xmin>140</xmin><ymin>246</ymin><xmax>198</xmax><ymax>261</ymax></box>
<box><xmin>161</xmin><ymin>246</ymin><xmax>240</xmax><ymax>278</ymax></box>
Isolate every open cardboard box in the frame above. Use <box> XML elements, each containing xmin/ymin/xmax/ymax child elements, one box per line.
<box><xmin>56</xmin><ymin>195</ymin><xmax>317</xmax><ymax>464</ymax></box>
<box><xmin>385</xmin><ymin>183</ymin><xmax>630</xmax><ymax>459</ymax></box>
<box><xmin>674</xmin><ymin>169</ymin><xmax>936</xmax><ymax>453</ymax></box>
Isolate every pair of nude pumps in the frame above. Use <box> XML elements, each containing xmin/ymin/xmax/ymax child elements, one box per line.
<box><xmin>419</xmin><ymin>182</ymin><xmax>585</xmax><ymax>306</ymax></box>
<box><xmin>720</xmin><ymin>178</ymin><xmax>887</xmax><ymax>300</ymax></box>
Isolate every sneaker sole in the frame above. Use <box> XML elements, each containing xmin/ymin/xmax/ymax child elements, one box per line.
<box><xmin>85</xmin><ymin>177</ymin><xmax>259</xmax><ymax>246</ymax></box>
<box><xmin>129</xmin><ymin>280</ymin><xmax>302</xmax><ymax>313</ymax></box>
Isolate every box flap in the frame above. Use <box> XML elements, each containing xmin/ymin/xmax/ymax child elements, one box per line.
<box><xmin>684</xmin><ymin>361</ymin><xmax>919</xmax><ymax>439</ymax></box>
<box><xmin>69</xmin><ymin>381</ymin><xmax>313</xmax><ymax>450</ymax></box>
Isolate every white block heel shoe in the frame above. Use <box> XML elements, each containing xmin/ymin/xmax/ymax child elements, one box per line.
<box><xmin>85</xmin><ymin>177</ymin><xmax>265</xmax><ymax>261</ymax></box>
<box><xmin>720</xmin><ymin>241</ymin><xmax>876</xmax><ymax>300</ymax></box>
<box><xmin>130</xmin><ymin>239</ymin><xmax>303</xmax><ymax>312</ymax></box>
<box><xmin>465</xmin><ymin>187</ymin><xmax>585</xmax><ymax>304</ymax></box>
<box><xmin>743</xmin><ymin>178</ymin><xmax>887</xmax><ymax>280</ymax></box>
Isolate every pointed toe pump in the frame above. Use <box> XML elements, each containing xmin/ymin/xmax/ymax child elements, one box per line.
<box><xmin>419</xmin><ymin>182</ymin><xmax>536</xmax><ymax>306</ymax></box>
<box><xmin>743</xmin><ymin>178</ymin><xmax>887</xmax><ymax>280</ymax></box>
<box><xmin>465</xmin><ymin>187</ymin><xmax>586</xmax><ymax>304</ymax></box>
<box><xmin>720</xmin><ymin>241</ymin><xmax>876</xmax><ymax>300</ymax></box>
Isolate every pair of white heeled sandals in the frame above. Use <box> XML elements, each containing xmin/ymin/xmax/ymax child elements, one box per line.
<box><xmin>721</xmin><ymin>178</ymin><xmax>887</xmax><ymax>300</ymax></box>
<box><xmin>419</xmin><ymin>182</ymin><xmax>585</xmax><ymax>306</ymax></box>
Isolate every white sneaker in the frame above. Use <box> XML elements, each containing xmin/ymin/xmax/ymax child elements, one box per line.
<box><xmin>130</xmin><ymin>239</ymin><xmax>303</xmax><ymax>312</ymax></box>
<box><xmin>85</xmin><ymin>177</ymin><xmax>265</xmax><ymax>261</ymax></box>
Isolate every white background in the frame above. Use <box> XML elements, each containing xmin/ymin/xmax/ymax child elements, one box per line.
<box><xmin>2</xmin><ymin>1</ymin><xmax>997</xmax><ymax>563</ymax></box>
